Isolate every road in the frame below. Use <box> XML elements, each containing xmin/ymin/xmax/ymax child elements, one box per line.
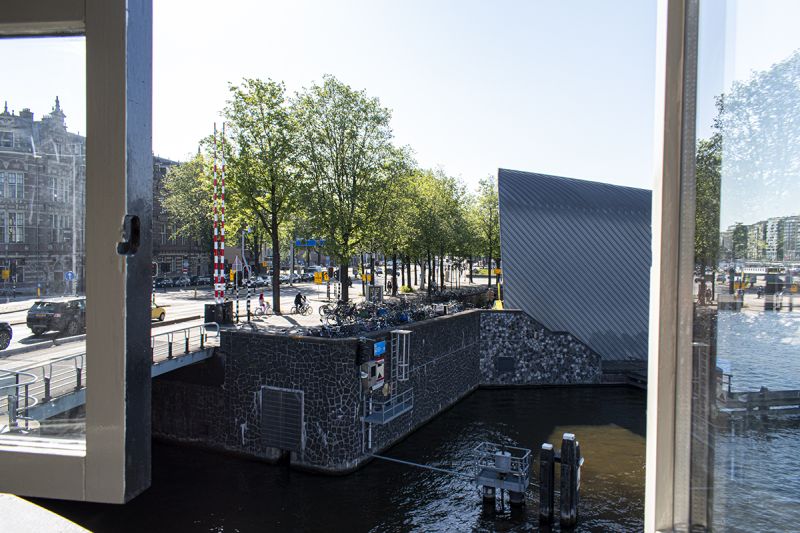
<box><xmin>0</xmin><ymin>276</ymin><xmax>486</xmax><ymax>372</ymax></box>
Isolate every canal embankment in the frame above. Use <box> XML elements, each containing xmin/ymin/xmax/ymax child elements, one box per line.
<box><xmin>152</xmin><ymin>309</ymin><xmax>609</xmax><ymax>473</ymax></box>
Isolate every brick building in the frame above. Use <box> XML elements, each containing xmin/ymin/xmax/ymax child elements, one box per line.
<box><xmin>0</xmin><ymin>98</ymin><xmax>208</xmax><ymax>295</ymax></box>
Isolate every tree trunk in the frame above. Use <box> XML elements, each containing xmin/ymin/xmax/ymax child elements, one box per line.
<box><xmin>370</xmin><ymin>253</ymin><xmax>375</xmax><ymax>287</ymax></box>
<box><xmin>487</xmin><ymin>251</ymin><xmax>493</xmax><ymax>287</ymax></box>
<box><xmin>270</xmin><ymin>214</ymin><xmax>281</xmax><ymax>314</ymax></box>
<box><xmin>360</xmin><ymin>253</ymin><xmax>366</xmax><ymax>296</ymax></box>
<box><xmin>468</xmin><ymin>255</ymin><xmax>473</xmax><ymax>284</ymax></box>
<box><xmin>392</xmin><ymin>253</ymin><xmax>398</xmax><ymax>296</ymax></box>
<box><xmin>400</xmin><ymin>254</ymin><xmax>405</xmax><ymax>287</ymax></box>
<box><xmin>414</xmin><ymin>261</ymin><xmax>417</xmax><ymax>287</ymax></box>
<box><xmin>439</xmin><ymin>248</ymin><xmax>445</xmax><ymax>289</ymax></box>
<box><xmin>339</xmin><ymin>263</ymin><xmax>349</xmax><ymax>301</ymax></box>
<box><xmin>427</xmin><ymin>251</ymin><xmax>433</xmax><ymax>295</ymax></box>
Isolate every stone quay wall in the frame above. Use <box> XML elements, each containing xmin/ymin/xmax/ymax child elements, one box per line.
<box><xmin>152</xmin><ymin>309</ymin><xmax>600</xmax><ymax>473</ymax></box>
<box><xmin>480</xmin><ymin>311</ymin><xmax>602</xmax><ymax>385</ymax></box>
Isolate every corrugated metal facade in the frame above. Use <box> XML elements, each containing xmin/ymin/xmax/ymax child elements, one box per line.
<box><xmin>498</xmin><ymin>169</ymin><xmax>651</xmax><ymax>362</ymax></box>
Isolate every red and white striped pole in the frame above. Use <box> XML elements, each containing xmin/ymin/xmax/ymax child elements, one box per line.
<box><xmin>212</xmin><ymin>124</ymin><xmax>223</xmax><ymax>304</ymax></box>
<box><xmin>220</xmin><ymin>123</ymin><xmax>227</xmax><ymax>302</ymax></box>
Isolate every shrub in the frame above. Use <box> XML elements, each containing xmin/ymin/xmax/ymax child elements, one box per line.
<box><xmin>399</xmin><ymin>285</ymin><xmax>414</xmax><ymax>293</ymax></box>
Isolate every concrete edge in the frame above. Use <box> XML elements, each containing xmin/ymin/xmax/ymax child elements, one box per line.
<box><xmin>0</xmin><ymin>494</ymin><xmax>89</xmax><ymax>532</ymax></box>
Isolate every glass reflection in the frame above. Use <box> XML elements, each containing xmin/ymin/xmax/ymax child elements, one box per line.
<box><xmin>692</xmin><ymin>1</ymin><xmax>800</xmax><ymax>530</ymax></box>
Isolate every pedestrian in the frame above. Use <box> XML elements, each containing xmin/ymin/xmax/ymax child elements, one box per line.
<box><xmin>387</xmin><ymin>278</ymin><xmax>393</xmax><ymax>292</ymax></box>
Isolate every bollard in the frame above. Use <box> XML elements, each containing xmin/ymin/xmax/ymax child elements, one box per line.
<box><xmin>539</xmin><ymin>442</ymin><xmax>555</xmax><ymax>524</ymax></box>
<box><xmin>200</xmin><ymin>332</ymin><xmax>205</xmax><ymax>350</ymax></box>
<box><xmin>185</xmin><ymin>335</ymin><xmax>190</xmax><ymax>354</ymax></box>
<box><xmin>75</xmin><ymin>368</ymin><xmax>82</xmax><ymax>390</ymax></box>
<box><xmin>560</xmin><ymin>433</ymin><xmax>579</xmax><ymax>528</ymax></box>
<box><xmin>167</xmin><ymin>339</ymin><xmax>173</xmax><ymax>359</ymax></box>
<box><xmin>246</xmin><ymin>284</ymin><xmax>251</xmax><ymax>322</ymax></box>
<box><xmin>8</xmin><ymin>395</ymin><xmax>18</xmax><ymax>427</ymax></box>
<box><xmin>235</xmin><ymin>285</ymin><xmax>240</xmax><ymax>322</ymax></box>
<box><xmin>482</xmin><ymin>485</ymin><xmax>496</xmax><ymax>505</ymax></box>
<box><xmin>43</xmin><ymin>376</ymin><xmax>51</xmax><ymax>403</ymax></box>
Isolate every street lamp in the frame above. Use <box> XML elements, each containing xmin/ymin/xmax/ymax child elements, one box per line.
<box><xmin>241</xmin><ymin>226</ymin><xmax>252</xmax><ymax>282</ymax></box>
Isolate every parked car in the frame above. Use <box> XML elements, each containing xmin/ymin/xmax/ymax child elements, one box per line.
<box><xmin>151</xmin><ymin>302</ymin><xmax>166</xmax><ymax>322</ymax></box>
<box><xmin>27</xmin><ymin>299</ymin><xmax>86</xmax><ymax>336</ymax></box>
<box><xmin>252</xmin><ymin>276</ymin><xmax>269</xmax><ymax>287</ymax></box>
<box><xmin>172</xmin><ymin>276</ymin><xmax>191</xmax><ymax>287</ymax></box>
<box><xmin>0</xmin><ymin>322</ymin><xmax>12</xmax><ymax>350</ymax></box>
<box><xmin>154</xmin><ymin>277</ymin><xmax>174</xmax><ymax>288</ymax></box>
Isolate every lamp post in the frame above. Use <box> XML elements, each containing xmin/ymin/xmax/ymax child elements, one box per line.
<box><xmin>241</xmin><ymin>226</ymin><xmax>252</xmax><ymax>282</ymax></box>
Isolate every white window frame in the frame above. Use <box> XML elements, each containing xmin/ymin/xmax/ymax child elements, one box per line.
<box><xmin>646</xmin><ymin>0</ymin><xmax>699</xmax><ymax>531</ymax></box>
<box><xmin>0</xmin><ymin>0</ymin><xmax>153</xmax><ymax>503</ymax></box>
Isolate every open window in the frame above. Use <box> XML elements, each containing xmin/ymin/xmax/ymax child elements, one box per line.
<box><xmin>0</xmin><ymin>0</ymin><xmax>152</xmax><ymax>502</ymax></box>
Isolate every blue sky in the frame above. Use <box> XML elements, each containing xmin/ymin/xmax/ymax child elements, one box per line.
<box><xmin>1</xmin><ymin>1</ymin><xmax>798</xmax><ymax>202</ymax></box>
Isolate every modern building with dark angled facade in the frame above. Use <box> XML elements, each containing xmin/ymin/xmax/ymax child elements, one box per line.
<box><xmin>0</xmin><ymin>99</ymin><xmax>208</xmax><ymax>294</ymax></box>
<box><xmin>497</xmin><ymin>168</ymin><xmax>651</xmax><ymax>366</ymax></box>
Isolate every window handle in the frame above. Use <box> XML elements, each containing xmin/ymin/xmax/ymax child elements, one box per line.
<box><xmin>116</xmin><ymin>214</ymin><xmax>141</xmax><ymax>255</ymax></box>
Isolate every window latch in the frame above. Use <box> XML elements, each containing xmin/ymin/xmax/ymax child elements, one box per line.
<box><xmin>117</xmin><ymin>214</ymin><xmax>141</xmax><ymax>255</ymax></box>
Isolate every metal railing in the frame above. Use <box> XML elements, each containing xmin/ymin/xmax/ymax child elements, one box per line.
<box><xmin>0</xmin><ymin>369</ymin><xmax>39</xmax><ymax>431</ymax></box>
<box><xmin>474</xmin><ymin>442</ymin><xmax>532</xmax><ymax>483</ymax></box>
<box><xmin>364</xmin><ymin>388</ymin><xmax>414</xmax><ymax>424</ymax></box>
<box><xmin>1</xmin><ymin>323</ymin><xmax>220</xmax><ymax>431</ymax></box>
<box><xmin>150</xmin><ymin>322</ymin><xmax>220</xmax><ymax>363</ymax></box>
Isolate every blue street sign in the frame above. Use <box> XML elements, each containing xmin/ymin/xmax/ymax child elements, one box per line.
<box><xmin>295</xmin><ymin>238</ymin><xmax>326</xmax><ymax>247</ymax></box>
<box><xmin>64</xmin><ymin>271</ymin><xmax>75</xmax><ymax>282</ymax></box>
<box><xmin>374</xmin><ymin>340</ymin><xmax>386</xmax><ymax>357</ymax></box>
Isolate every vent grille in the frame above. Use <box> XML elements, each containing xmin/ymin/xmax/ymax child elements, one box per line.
<box><xmin>261</xmin><ymin>386</ymin><xmax>304</xmax><ymax>453</ymax></box>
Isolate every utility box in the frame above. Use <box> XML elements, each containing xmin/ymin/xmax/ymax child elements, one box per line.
<box><xmin>204</xmin><ymin>301</ymin><xmax>234</xmax><ymax>325</ymax></box>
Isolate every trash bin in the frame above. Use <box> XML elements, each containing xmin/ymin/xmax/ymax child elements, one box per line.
<box><xmin>204</xmin><ymin>303</ymin><xmax>220</xmax><ymax>324</ymax></box>
<box><xmin>220</xmin><ymin>301</ymin><xmax>233</xmax><ymax>324</ymax></box>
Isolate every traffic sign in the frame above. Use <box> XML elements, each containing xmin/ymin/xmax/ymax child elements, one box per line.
<box><xmin>64</xmin><ymin>271</ymin><xmax>75</xmax><ymax>281</ymax></box>
<box><xmin>1</xmin><ymin>269</ymin><xmax>9</xmax><ymax>281</ymax></box>
<box><xmin>295</xmin><ymin>238</ymin><xmax>326</xmax><ymax>247</ymax></box>
<box><xmin>232</xmin><ymin>255</ymin><xmax>242</xmax><ymax>272</ymax></box>
<box><xmin>314</xmin><ymin>272</ymin><xmax>323</xmax><ymax>284</ymax></box>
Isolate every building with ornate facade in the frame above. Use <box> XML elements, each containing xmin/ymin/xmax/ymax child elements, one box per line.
<box><xmin>0</xmin><ymin>98</ymin><xmax>208</xmax><ymax>295</ymax></box>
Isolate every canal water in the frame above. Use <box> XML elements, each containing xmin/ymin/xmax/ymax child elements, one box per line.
<box><xmin>712</xmin><ymin>310</ymin><xmax>800</xmax><ymax>532</ymax></box>
<box><xmin>33</xmin><ymin>386</ymin><xmax>646</xmax><ymax>532</ymax></box>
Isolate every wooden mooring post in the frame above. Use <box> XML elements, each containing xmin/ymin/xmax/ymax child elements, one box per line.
<box><xmin>539</xmin><ymin>443</ymin><xmax>555</xmax><ymax>523</ymax></box>
<box><xmin>539</xmin><ymin>433</ymin><xmax>583</xmax><ymax>528</ymax></box>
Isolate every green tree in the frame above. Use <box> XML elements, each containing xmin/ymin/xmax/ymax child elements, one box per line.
<box><xmin>293</xmin><ymin>75</ymin><xmax>397</xmax><ymax>301</ymax></box>
<box><xmin>474</xmin><ymin>176</ymin><xmax>501</xmax><ymax>286</ymax></box>
<box><xmin>162</xmin><ymin>154</ymin><xmax>214</xmax><ymax>272</ymax></box>
<box><xmin>695</xmin><ymin>132</ymin><xmax>721</xmax><ymax>303</ymax></box>
<box><xmin>223</xmin><ymin>78</ymin><xmax>300</xmax><ymax>313</ymax></box>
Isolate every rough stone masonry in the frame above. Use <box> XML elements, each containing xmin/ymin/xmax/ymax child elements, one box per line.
<box><xmin>152</xmin><ymin>309</ymin><xmax>601</xmax><ymax>473</ymax></box>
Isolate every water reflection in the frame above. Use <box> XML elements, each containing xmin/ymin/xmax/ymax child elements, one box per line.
<box><xmin>33</xmin><ymin>387</ymin><xmax>645</xmax><ymax>532</ymax></box>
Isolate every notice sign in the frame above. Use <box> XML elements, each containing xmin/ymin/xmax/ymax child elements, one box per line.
<box><xmin>314</xmin><ymin>272</ymin><xmax>323</xmax><ymax>284</ymax></box>
<box><xmin>374</xmin><ymin>340</ymin><xmax>386</xmax><ymax>357</ymax></box>
<box><xmin>372</xmin><ymin>357</ymin><xmax>385</xmax><ymax>390</ymax></box>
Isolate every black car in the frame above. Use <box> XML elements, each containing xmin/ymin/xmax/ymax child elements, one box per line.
<box><xmin>154</xmin><ymin>277</ymin><xmax>174</xmax><ymax>288</ymax></box>
<box><xmin>27</xmin><ymin>299</ymin><xmax>86</xmax><ymax>336</ymax></box>
<box><xmin>0</xmin><ymin>322</ymin><xmax>12</xmax><ymax>350</ymax></box>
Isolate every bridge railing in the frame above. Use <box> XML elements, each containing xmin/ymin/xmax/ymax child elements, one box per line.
<box><xmin>150</xmin><ymin>322</ymin><xmax>220</xmax><ymax>363</ymax></box>
<box><xmin>1</xmin><ymin>324</ymin><xmax>220</xmax><ymax>432</ymax></box>
<box><xmin>0</xmin><ymin>369</ymin><xmax>39</xmax><ymax>431</ymax></box>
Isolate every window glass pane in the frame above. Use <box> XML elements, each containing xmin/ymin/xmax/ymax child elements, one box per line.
<box><xmin>0</xmin><ymin>36</ymin><xmax>87</xmax><ymax>444</ymax></box>
<box><xmin>692</xmin><ymin>1</ymin><xmax>800</xmax><ymax>529</ymax></box>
